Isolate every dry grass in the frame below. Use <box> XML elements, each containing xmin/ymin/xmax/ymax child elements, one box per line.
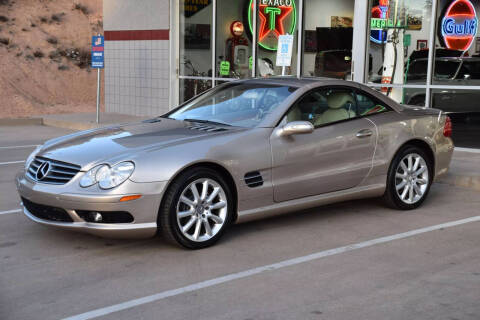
<box><xmin>47</xmin><ymin>37</ymin><xmax>58</xmax><ymax>45</ymax></box>
<box><xmin>74</xmin><ymin>3</ymin><xmax>89</xmax><ymax>15</ymax></box>
<box><xmin>51</xmin><ymin>13</ymin><xmax>65</xmax><ymax>23</ymax></box>
<box><xmin>33</xmin><ymin>50</ymin><xmax>44</xmax><ymax>58</ymax></box>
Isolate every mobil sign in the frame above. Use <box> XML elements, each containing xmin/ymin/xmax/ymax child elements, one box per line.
<box><xmin>441</xmin><ymin>0</ymin><xmax>478</xmax><ymax>51</ymax></box>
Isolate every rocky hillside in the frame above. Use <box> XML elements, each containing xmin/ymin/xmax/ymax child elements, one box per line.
<box><xmin>0</xmin><ymin>0</ymin><xmax>104</xmax><ymax>118</ymax></box>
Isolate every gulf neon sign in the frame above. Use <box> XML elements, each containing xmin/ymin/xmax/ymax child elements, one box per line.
<box><xmin>441</xmin><ymin>0</ymin><xmax>478</xmax><ymax>51</ymax></box>
<box><xmin>248</xmin><ymin>0</ymin><xmax>297</xmax><ymax>51</ymax></box>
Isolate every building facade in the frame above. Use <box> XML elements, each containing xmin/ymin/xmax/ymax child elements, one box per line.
<box><xmin>104</xmin><ymin>0</ymin><xmax>480</xmax><ymax>148</ymax></box>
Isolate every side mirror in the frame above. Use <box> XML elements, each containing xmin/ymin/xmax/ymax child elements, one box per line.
<box><xmin>463</xmin><ymin>74</ymin><xmax>471</xmax><ymax>80</ymax></box>
<box><xmin>278</xmin><ymin>121</ymin><xmax>314</xmax><ymax>137</ymax></box>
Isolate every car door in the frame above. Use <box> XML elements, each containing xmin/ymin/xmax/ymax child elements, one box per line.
<box><xmin>270</xmin><ymin>87</ymin><xmax>377</xmax><ymax>203</ymax></box>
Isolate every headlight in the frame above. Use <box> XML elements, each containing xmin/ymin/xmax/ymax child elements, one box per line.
<box><xmin>25</xmin><ymin>145</ymin><xmax>42</xmax><ymax>170</ymax></box>
<box><xmin>79</xmin><ymin>164</ymin><xmax>105</xmax><ymax>188</ymax></box>
<box><xmin>80</xmin><ymin>162</ymin><xmax>135</xmax><ymax>189</ymax></box>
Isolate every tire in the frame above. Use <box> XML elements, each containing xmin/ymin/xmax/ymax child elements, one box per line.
<box><xmin>158</xmin><ymin>167</ymin><xmax>234</xmax><ymax>249</ymax></box>
<box><xmin>383</xmin><ymin>145</ymin><xmax>432</xmax><ymax>210</ymax></box>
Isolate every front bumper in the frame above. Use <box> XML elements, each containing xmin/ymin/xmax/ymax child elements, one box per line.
<box><xmin>16</xmin><ymin>171</ymin><xmax>168</xmax><ymax>238</ymax></box>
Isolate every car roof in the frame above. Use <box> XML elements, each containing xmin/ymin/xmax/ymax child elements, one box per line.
<box><xmin>236</xmin><ymin>76</ymin><xmax>342</xmax><ymax>88</ymax></box>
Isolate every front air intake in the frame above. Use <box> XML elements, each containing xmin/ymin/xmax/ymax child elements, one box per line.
<box><xmin>244</xmin><ymin>171</ymin><xmax>264</xmax><ymax>188</ymax></box>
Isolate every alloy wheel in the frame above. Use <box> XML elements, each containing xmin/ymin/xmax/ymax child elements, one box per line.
<box><xmin>395</xmin><ymin>153</ymin><xmax>429</xmax><ymax>205</ymax></box>
<box><xmin>176</xmin><ymin>178</ymin><xmax>228</xmax><ymax>242</ymax></box>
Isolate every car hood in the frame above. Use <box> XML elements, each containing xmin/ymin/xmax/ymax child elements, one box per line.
<box><xmin>38</xmin><ymin>118</ymin><xmax>243</xmax><ymax>170</ymax></box>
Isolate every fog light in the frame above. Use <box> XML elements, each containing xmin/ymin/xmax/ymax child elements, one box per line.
<box><xmin>91</xmin><ymin>212</ymin><xmax>102</xmax><ymax>222</ymax></box>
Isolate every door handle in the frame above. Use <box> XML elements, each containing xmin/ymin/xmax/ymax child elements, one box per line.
<box><xmin>356</xmin><ymin>129</ymin><xmax>373</xmax><ymax>138</ymax></box>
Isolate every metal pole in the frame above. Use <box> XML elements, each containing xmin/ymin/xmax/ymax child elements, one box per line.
<box><xmin>252</xmin><ymin>0</ymin><xmax>257</xmax><ymax>78</ymax></box>
<box><xmin>96</xmin><ymin>65</ymin><xmax>100</xmax><ymax>123</ymax></box>
<box><xmin>96</xmin><ymin>33</ymin><xmax>101</xmax><ymax>124</ymax></box>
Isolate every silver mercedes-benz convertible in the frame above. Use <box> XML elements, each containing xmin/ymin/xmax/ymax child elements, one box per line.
<box><xmin>16</xmin><ymin>78</ymin><xmax>454</xmax><ymax>249</ymax></box>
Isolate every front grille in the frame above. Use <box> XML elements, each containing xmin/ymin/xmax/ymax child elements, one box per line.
<box><xmin>22</xmin><ymin>197</ymin><xmax>73</xmax><ymax>222</ymax></box>
<box><xmin>26</xmin><ymin>156</ymin><xmax>81</xmax><ymax>185</ymax></box>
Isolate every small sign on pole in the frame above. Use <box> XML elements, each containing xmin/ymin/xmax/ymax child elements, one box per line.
<box><xmin>91</xmin><ymin>35</ymin><xmax>105</xmax><ymax>69</ymax></box>
<box><xmin>276</xmin><ymin>34</ymin><xmax>294</xmax><ymax>76</ymax></box>
<box><xmin>92</xmin><ymin>35</ymin><xmax>104</xmax><ymax>123</ymax></box>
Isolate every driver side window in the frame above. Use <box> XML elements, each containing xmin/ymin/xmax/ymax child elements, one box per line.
<box><xmin>285</xmin><ymin>88</ymin><xmax>357</xmax><ymax>127</ymax></box>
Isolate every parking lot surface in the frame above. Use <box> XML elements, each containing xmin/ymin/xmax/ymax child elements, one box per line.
<box><xmin>0</xmin><ymin>125</ymin><xmax>479</xmax><ymax>320</ymax></box>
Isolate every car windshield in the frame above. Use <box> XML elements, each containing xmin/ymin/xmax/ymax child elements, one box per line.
<box><xmin>167</xmin><ymin>83</ymin><xmax>297</xmax><ymax>128</ymax></box>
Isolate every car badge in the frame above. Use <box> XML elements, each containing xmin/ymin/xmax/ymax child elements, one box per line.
<box><xmin>36</xmin><ymin>161</ymin><xmax>51</xmax><ymax>181</ymax></box>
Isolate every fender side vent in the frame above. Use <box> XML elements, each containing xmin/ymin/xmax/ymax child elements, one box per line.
<box><xmin>244</xmin><ymin>171</ymin><xmax>263</xmax><ymax>188</ymax></box>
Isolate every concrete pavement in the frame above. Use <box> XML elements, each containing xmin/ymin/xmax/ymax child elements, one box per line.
<box><xmin>0</xmin><ymin>124</ymin><xmax>479</xmax><ymax>320</ymax></box>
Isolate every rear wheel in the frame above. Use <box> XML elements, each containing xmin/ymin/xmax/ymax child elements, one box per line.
<box><xmin>383</xmin><ymin>146</ymin><xmax>432</xmax><ymax>210</ymax></box>
<box><xmin>159</xmin><ymin>167</ymin><xmax>233</xmax><ymax>249</ymax></box>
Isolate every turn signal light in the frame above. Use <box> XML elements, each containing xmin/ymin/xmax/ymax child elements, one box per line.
<box><xmin>119</xmin><ymin>195</ymin><xmax>142</xmax><ymax>202</ymax></box>
<box><xmin>443</xmin><ymin>116</ymin><xmax>452</xmax><ymax>137</ymax></box>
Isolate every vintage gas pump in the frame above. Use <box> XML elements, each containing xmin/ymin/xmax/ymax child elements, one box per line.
<box><xmin>379</xmin><ymin>0</ymin><xmax>405</xmax><ymax>102</ymax></box>
<box><xmin>225</xmin><ymin>21</ymin><xmax>250</xmax><ymax>78</ymax></box>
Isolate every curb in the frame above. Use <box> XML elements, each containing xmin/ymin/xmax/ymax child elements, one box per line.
<box><xmin>41</xmin><ymin>117</ymin><xmax>104</xmax><ymax>131</ymax></box>
<box><xmin>0</xmin><ymin>118</ymin><xmax>43</xmax><ymax>126</ymax></box>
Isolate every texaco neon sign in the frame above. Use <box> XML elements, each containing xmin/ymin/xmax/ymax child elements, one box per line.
<box><xmin>248</xmin><ymin>0</ymin><xmax>297</xmax><ymax>51</ymax></box>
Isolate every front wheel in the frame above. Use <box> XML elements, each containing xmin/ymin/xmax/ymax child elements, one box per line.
<box><xmin>383</xmin><ymin>146</ymin><xmax>432</xmax><ymax>210</ymax></box>
<box><xmin>158</xmin><ymin>168</ymin><xmax>233</xmax><ymax>249</ymax></box>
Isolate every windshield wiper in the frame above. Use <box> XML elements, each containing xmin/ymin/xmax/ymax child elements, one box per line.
<box><xmin>183</xmin><ymin>118</ymin><xmax>232</xmax><ymax>126</ymax></box>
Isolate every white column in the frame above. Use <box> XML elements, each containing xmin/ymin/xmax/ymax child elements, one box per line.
<box><xmin>352</xmin><ymin>0</ymin><xmax>369</xmax><ymax>83</ymax></box>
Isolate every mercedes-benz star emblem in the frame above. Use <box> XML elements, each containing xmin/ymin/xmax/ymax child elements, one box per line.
<box><xmin>36</xmin><ymin>162</ymin><xmax>51</xmax><ymax>181</ymax></box>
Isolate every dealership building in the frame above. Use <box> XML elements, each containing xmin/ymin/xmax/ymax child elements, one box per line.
<box><xmin>103</xmin><ymin>0</ymin><xmax>480</xmax><ymax>148</ymax></box>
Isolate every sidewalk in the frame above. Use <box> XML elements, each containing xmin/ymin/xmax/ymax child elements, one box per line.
<box><xmin>437</xmin><ymin>149</ymin><xmax>480</xmax><ymax>192</ymax></box>
<box><xmin>40</xmin><ymin>112</ymin><xmax>150</xmax><ymax>131</ymax></box>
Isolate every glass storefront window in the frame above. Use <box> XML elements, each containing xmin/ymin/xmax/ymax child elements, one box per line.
<box><xmin>179</xmin><ymin>79</ymin><xmax>212</xmax><ymax>104</ymax></box>
<box><xmin>252</xmin><ymin>0</ymin><xmax>298</xmax><ymax>76</ymax></box>
<box><xmin>433</xmin><ymin>0</ymin><xmax>480</xmax><ymax>86</ymax></box>
<box><xmin>302</xmin><ymin>1</ymin><xmax>354</xmax><ymax>79</ymax></box>
<box><xmin>431</xmin><ymin>88</ymin><xmax>480</xmax><ymax>147</ymax></box>
<box><xmin>216</xmin><ymin>1</ymin><xmax>253</xmax><ymax>79</ymax></box>
<box><xmin>179</xmin><ymin>1</ymin><xmax>213</xmax><ymax>78</ymax></box>
<box><xmin>431</xmin><ymin>0</ymin><xmax>480</xmax><ymax>148</ymax></box>
<box><xmin>367</xmin><ymin>0</ymin><xmax>432</xmax><ymax>104</ymax></box>
<box><xmin>179</xmin><ymin>0</ymin><xmax>213</xmax><ymax>102</ymax></box>
<box><xmin>401</xmin><ymin>87</ymin><xmax>427</xmax><ymax>106</ymax></box>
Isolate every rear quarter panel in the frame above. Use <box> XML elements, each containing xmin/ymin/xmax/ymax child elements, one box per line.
<box><xmin>365</xmin><ymin>110</ymin><xmax>453</xmax><ymax>184</ymax></box>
